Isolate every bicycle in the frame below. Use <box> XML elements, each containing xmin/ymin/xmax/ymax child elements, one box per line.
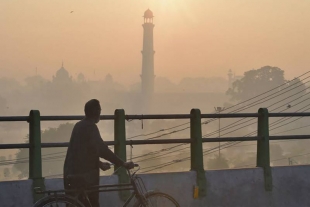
<box><xmin>33</xmin><ymin>163</ymin><xmax>180</xmax><ymax>207</ymax></box>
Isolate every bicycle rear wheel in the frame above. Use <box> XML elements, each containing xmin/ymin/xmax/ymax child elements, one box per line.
<box><xmin>133</xmin><ymin>191</ymin><xmax>180</xmax><ymax>207</ymax></box>
<box><xmin>33</xmin><ymin>194</ymin><xmax>85</xmax><ymax>207</ymax></box>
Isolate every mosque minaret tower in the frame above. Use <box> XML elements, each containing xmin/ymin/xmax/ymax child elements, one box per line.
<box><xmin>141</xmin><ymin>9</ymin><xmax>155</xmax><ymax>96</ymax></box>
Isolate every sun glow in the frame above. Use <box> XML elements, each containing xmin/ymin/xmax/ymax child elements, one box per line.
<box><xmin>156</xmin><ymin>0</ymin><xmax>189</xmax><ymax>13</ymax></box>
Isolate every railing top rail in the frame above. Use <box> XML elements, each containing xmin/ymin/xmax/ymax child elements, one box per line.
<box><xmin>0</xmin><ymin>116</ymin><xmax>29</xmax><ymax>122</ymax></box>
<box><xmin>0</xmin><ymin>143</ymin><xmax>30</xmax><ymax>149</ymax></box>
<box><xmin>41</xmin><ymin>115</ymin><xmax>115</xmax><ymax>121</ymax></box>
<box><xmin>200</xmin><ymin>113</ymin><xmax>259</xmax><ymax>118</ymax></box>
<box><xmin>1</xmin><ymin>112</ymin><xmax>310</xmax><ymax>122</ymax></box>
<box><xmin>269</xmin><ymin>113</ymin><xmax>310</xmax><ymax>117</ymax></box>
<box><xmin>125</xmin><ymin>114</ymin><xmax>191</xmax><ymax>119</ymax></box>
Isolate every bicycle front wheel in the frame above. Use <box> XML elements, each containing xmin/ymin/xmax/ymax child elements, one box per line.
<box><xmin>33</xmin><ymin>194</ymin><xmax>85</xmax><ymax>207</ymax></box>
<box><xmin>133</xmin><ymin>191</ymin><xmax>180</xmax><ymax>207</ymax></box>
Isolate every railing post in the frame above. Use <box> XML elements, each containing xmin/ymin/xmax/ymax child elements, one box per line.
<box><xmin>256</xmin><ymin>108</ymin><xmax>272</xmax><ymax>191</ymax></box>
<box><xmin>28</xmin><ymin>110</ymin><xmax>45</xmax><ymax>203</ymax></box>
<box><xmin>114</xmin><ymin>109</ymin><xmax>130</xmax><ymax>201</ymax></box>
<box><xmin>190</xmin><ymin>109</ymin><xmax>207</xmax><ymax>197</ymax></box>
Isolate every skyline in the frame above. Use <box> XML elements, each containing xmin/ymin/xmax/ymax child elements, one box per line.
<box><xmin>1</xmin><ymin>0</ymin><xmax>310</xmax><ymax>85</ymax></box>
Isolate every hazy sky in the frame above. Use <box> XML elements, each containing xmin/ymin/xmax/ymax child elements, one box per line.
<box><xmin>1</xmin><ymin>0</ymin><xmax>310</xmax><ymax>85</ymax></box>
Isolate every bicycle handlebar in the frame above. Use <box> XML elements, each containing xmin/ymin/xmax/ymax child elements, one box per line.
<box><xmin>107</xmin><ymin>162</ymin><xmax>139</xmax><ymax>168</ymax></box>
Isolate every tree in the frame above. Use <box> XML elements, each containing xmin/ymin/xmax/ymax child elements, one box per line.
<box><xmin>24</xmin><ymin>75</ymin><xmax>48</xmax><ymax>89</ymax></box>
<box><xmin>14</xmin><ymin>123</ymin><xmax>74</xmax><ymax>179</ymax></box>
<box><xmin>0</xmin><ymin>156</ymin><xmax>5</xmax><ymax>161</ymax></box>
<box><xmin>206</xmin><ymin>154</ymin><xmax>229</xmax><ymax>169</ymax></box>
<box><xmin>226</xmin><ymin>66</ymin><xmax>285</xmax><ymax>101</ymax></box>
<box><xmin>3</xmin><ymin>168</ymin><xmax>10</xmax><ymax>178</ymax></box>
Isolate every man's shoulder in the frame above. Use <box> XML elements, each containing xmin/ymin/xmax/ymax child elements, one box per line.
<box><xmin>75</xmin><ymin>118</ymin><xmax>96</xmax><ymax>128</ymax></box>
<box><xmin>72</xmin><ymin>119</ymin><xmax>99</xmax><ymax>138</ymax></box>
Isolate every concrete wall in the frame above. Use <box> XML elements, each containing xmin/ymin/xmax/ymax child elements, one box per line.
<box><xmin>1</xmin><ymin>165</ymin><xmax>310</xmax><ymax>207</ymax></box>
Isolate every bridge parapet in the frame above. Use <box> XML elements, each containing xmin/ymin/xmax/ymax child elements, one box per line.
<box><xmin>1</xmin><ymin>108</ymin><xmax>310</xmax><ymax>205</ymax></box>
<box><xmin>1</xmin><ymin>166</ymin><xmax>310</xmax><ymax>206</ymax></box>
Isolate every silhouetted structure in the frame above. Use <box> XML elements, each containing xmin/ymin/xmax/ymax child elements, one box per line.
<box><xmin>77</xmin><ymin>73</ymin><xmax>85</xmax><ymax>82</ymax></box>
<box><xmin>140</xmin><ymin>9</ymin><xmax>155</xmax><ymax>112</ymax></box>
<box><xmin>52</xmin><ymin>62</ymin><xmax>72</xmax><ymax>84</ymax></box>
<box><xmin>104</xmin><ymin>74</ymin><xmax>113</xmax><ymax>84</ymax></box>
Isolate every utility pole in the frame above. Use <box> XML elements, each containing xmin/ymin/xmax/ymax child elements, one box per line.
<box><xmin>214</xmin><ymin>107</ymin><xmax>225</xmax><ymax>157</ymax></box>
<box><xmin>288</xmin><ymin>158</ymin><xmax>297</xmax><ymax>165</ymax></box>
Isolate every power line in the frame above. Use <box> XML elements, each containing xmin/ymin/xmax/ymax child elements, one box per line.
<box><xmin>40</xmin><ymin>75</ymin><xmax>310</xmax><ymax>169</ymax></box>
<box><xmin>228</xmin><ymin>77</ymin><xmax>310</xmax><ymax>113</ymax></box>
<box><xmin>204</xmin><ymin>92</ymin><xmax>310</xmax><ymax>139</ymax></box>
<box><xmin>140</xmin><ymin>141</ymin><xmax>242</xmax><ymax>173</ymax></box>
<box><xmin>220</xmin><ymin>71</ymin><xmax>310</xmax><ymax>113</ymax></box>
<box><xmin>272</xmin><ymin>124</ymin><xmax>310</xmax><ymax>135</ymax></box>
<box><xmin>127</xmin><ymin>122</ymin><xmax>190</xmax><ymax>140</ymax></box>
<box><xmin>12</xmin><ymin>98</ymin><xmax>308</xmax><ymax>171</ymax></box>
<box><xmin>245</xmin><ymin>103</ymin><xmax>310</xmax><ymax>137</ymax></box>
<box><xmin>136</xmin><ymin>78</ymin><xmax>309</xmax><ymax>142</ymax></box>
<box><xmin>203</xmin><ymin>86</ymin><xmax>310</xmax><ymax>138</ymax></box>
<box><xmin>5</xmin><ymin>72</ymin><xmax>310</xmax><ymax>171</ymax></box>
<box><xmin>134</xmin><ymin>145</ymin><xmax>190</xmax><ymax>163</ymax></box>
<box><xmin>119</xmin><ymin>80</ymin><xmax>310</xmax><ymax>172</ymax></box>
<box><xmin>140</xmin><ymin>102</ymin><xmax>310</xmax><ymax>173</ymax></box>
<box><xmin>127</xmin><ymin>72</ymin><xmax>310</xmax><ymax>141</ymax></box>
<box><xmin>237</xmin><ymin>152</ymin><xmax>310</xmax><ymax>168</ymax></box>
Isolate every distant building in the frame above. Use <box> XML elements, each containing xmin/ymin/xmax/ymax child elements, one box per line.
<box><xmin>77</xmin><ymin>73</ymin><xmax>85</xmax><ymax>82</ymax></box>
<box><xmin>104</xmin><ymin>74</ymin><xmax>113</xmax><ymax>84</ymax></box>
<box><xmin>43</xmin><ymin>12</ymin><xmax>228</xmax><ymax>115</ymax></box>
<box><xmin>141</xmin><ymin>9</ymin><xmax>155</xmax><ymax>95</ymax></box>
<box><xmin>140</xmin><ymin>9</ymin><xmax>156</xmax><ymax>113</ymax></box>
<box><xmin>52</xmin><ymin>62</ymin><xmax>72</xmax><ymax>84</ymax></box>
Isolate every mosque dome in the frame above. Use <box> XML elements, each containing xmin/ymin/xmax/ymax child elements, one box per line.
<box><xmin>53</xmin><ymin>62</ymin><xmax>72</xmax><ymax>83</ymax></box>
<box><xmin>56</xmin><ymin>66</ymin><xmax>69</xmax><ymax>79</ymax></box>
<box><xmin>105</xmin><ymin>73</ymin><xmax>113</xmax><ymax>83</ymax></box>
<box><xmin>77</xmin><ymin>73</ymin><xmax>85</xmax><ymax>82</ymax></box>
<box><xmin>144</xmin><ymin>9</ymin><xmax>153</xmax><ymax>18</ymax></box>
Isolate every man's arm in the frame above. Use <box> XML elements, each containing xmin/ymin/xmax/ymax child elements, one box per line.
<box><xmin>90</xmin><ymin>125</ymin><xmax>124</xmax><ymax>166</ymax></box>
<box><xmin>99</xmin><ymin>161</ymin><xmax>111</xmax><ymax>171</ymax></box>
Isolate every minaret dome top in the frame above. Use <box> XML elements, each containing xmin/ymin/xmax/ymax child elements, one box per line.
<box><xmin>144</xmin><ymin>9</ymin><xmax>154</xmax><ymax>18</ymax></box>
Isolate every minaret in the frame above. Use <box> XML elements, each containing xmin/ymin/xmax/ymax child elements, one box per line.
<box><xmin>141</xmin><ymin>9</ymin><xmax>155</xmax><ymax>96</ymax></box>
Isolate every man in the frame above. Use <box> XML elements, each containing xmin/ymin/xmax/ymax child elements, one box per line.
<box><xmin>64</xmin><ymin>99</ymin><xmax>134</xmax><ymax>206</ymax></box>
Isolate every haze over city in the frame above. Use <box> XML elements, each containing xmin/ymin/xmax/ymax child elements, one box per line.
<box><xmin>0</xmin><ymin>0</ymin><xmax>310</xmax><ymax>188</ymax></box>
<box><xmin>1</xmin><ymin>0</ymin><xmax>310</xmax><ymax>85</ymax></box>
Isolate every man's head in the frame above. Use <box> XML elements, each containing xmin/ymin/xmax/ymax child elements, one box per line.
<box><xmin>84</xmin><ymin>99</ymin><xmax>101</xmax><ymax>123</ymax></box>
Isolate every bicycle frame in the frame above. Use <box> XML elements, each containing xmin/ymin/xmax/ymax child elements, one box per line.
<box><xmin>35</xmin><ymin>167</ymin><xmax>147</xmax><ymax>207</ymax></box>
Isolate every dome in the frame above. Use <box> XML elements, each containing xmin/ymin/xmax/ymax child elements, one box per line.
<box><xmin>56</xmin><ymin>66</ymin><xmax>69</xmax><ymax>78</ymax></box>
<box><xmin>105</xmin><ymin>73</ymin><xmax>113</xmax><ymax>82</ymax></box>
<box><xmin>77</xmin><ymin>73</ymin><xmax>85</xmax><ymax>82</ymax></box>
<box><xmin>52</xmin><ymin>62</ymin><xmax>72</xmax><ymax>83</ymax></box>
<box><xmin>144</xmin><ymin>9</ymin><xmax>153</xmax><ymax>18</ymax></box>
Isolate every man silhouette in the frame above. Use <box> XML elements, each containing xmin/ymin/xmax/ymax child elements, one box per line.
<box><xmin>64</xmin><ymin>99</ymin><xmax>134</xmax><ymax>206</ymax></box>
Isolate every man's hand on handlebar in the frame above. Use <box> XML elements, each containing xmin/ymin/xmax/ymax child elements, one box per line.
<box><xmin>123</xmin><ymin>161</ymin><xmax>135</xmax><ymax>170</ymax></box>
<box><xmin>99</xmin><ymin>161</ymin><xmax>137</xmax><ymax>171</ymax></box>
<box><xmin>99</xmin><ymin>161</ymin><xmax>111</xmax><ymax>171</ymax></box>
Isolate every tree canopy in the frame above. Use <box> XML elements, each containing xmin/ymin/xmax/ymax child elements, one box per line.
<box><xmin>226</xmin><ymin>66</ymin><xmax>286</xmax><ymax>101</ymax></box>
<box><xmin>14</xmin><ymin>123</ymin><xmax>74</xmax><ymax>179</ymax></box>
